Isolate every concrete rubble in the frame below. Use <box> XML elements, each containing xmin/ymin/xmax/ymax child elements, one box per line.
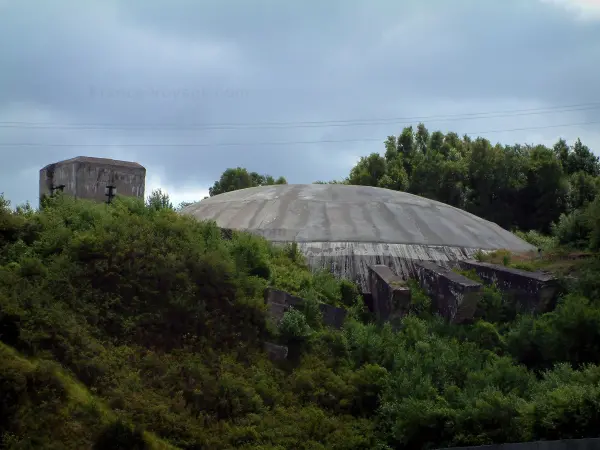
<box><xmin>263</xmin><ymin>342</ymin><xmax>289</xmax><ymax>362</ymax></box>
<box><xmin>264</xmin><ymin>288</ymin><xmax>347</xmax><ymax>329</ymax></box>
<box><xmin>368</xmin><ymin>265</ymin><xmax>411</xmax><ymax>323</ymax></box>
<box><xmin>414</xmin><ymin>261</ymin><xmax>483</xmax><ymax>323</ymax></box>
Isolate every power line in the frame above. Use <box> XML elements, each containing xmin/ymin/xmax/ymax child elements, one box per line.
<box><xmin>1</xmin><ymin>102</ymin><xmax>600</xmax><ymax>131</ymax></box>
<box><xmin>0</xmin><ymin>120</ymin><xmax>598</xmax><ymax>148</ymax></box>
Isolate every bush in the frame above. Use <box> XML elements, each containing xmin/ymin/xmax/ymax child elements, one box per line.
<box><xmin>279</xmin><ymin>309</ymin><xmax>313</xmax><ymax>342</ymax></box>
<box><xmin>339</xmin><ymin>279</ymin><xmax>361</xmax><ymax>309</ymax></box>
<box><xmin>552</xmin><ymin>209</ymin><xmax>590</xmax><ymax>249</ymax></box>
<box><xmin>514</xmin><ymin>230</ymin><xmax>557</xmax><ymax>251</ymax></box>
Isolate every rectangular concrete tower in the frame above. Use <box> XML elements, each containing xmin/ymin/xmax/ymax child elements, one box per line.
<box><xmin>39</xmin><ymin>156</ymin><xmax>146</xmax><ymax>205</ymax></box>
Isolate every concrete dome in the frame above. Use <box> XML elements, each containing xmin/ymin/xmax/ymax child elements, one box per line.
<box><xmin>181</xmin><ymin>184</ymin><xmax>535</xmax><ymax>291</ymax></box>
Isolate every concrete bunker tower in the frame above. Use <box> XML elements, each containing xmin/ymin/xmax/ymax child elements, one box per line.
<box><xmin>39</xmin><ymin>156</ymin><xmax>146</xmax><ymax>205</ymax></box>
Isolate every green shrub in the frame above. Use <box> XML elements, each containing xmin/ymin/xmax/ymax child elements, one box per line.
<box><xmin>514</xmin><ymin>230</ymin><xmax>557</xmax><ymax>251</ymax></box>
<box><xmin>339</xmin><ymin>279</ymin><xmax>361</xmax><ymax>308</ymax></box>
<box><xmin>279</xmin><ymin>309</ymin><xmax>312</xmax><ymax>342</ymax></box>
<box><xmin>552</xmin><ymin>209</ymin><xmax>590</xmax><ymax>249</ymax></box>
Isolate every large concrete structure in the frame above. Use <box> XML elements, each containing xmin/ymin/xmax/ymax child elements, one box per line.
<box><xmin>180</xmin><ymin>184</ymin><xmax>535</xmax><ymax>292</ymax></box>
<box><xmin>39</xmin><ymin>156</ymin><xmax>146</xmax><ymax>205</ymax></box>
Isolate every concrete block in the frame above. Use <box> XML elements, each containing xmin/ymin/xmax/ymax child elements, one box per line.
<box><xmin>264</xmin><ymin>288</ymin><xmax>347</xmax><ymax>329</ymax></box>
<box><xmin>368</xmin><ymin>265</ymin><xmax>411</xmax><ymax>322</ymax></box>
<box><xmin>459</xmin><ymin>260</ymin><xmax>559</xmax><ymax>313</ymax></box>
<box><xmin>264</xmin><ymin>342</ymin><xmax>288</xmax><ymax>361</ymax></box>
<box><xmin>415</xmin><ymin>261</ymin><xmax>482</xmax><ymax>323</ymax></box>
<box><xmin>319</xmin><ymin>303</ymin><xmax>347</xmax><ymax>329</ymax></box>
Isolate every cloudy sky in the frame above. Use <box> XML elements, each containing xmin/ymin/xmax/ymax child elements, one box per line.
<box><xmin>1</xmin><ymin>0</ymin><xmax>600</xmax><ymax>206</ymax></box>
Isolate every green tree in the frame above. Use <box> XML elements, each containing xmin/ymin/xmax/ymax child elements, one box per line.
<box><xmin>567</xmin><ymin>138</ymin><xmax>600</xmax><ymax>177</ymax></box>
<box><xmin>378</xmin><ymin>156</ymin><xmax>409</xmax><ymax>191</ymax></box>
<box><xmin>415</xmin><ymin>123</ymin><xmax>430</xmax><ymax>154</ymax></box>
<box><xmin>568</xmin><ymin>171</ymin><xmax>599</xmax><ymax>210</ymax></box>
<box><xmin>519</xmin><ymin>145</ymin><xmax>568</xmax><ymax>232</ymax></box>
<box><xmin>553</xmin><ymin>138</ymin><xmax>570</xmax><ymax>170</ymax></box>
<box><xmin>347</xmin><ymin>153</ymin><xmax>387</xmax><ymax>187</ymax></box>
<box><xmin>209</xmin><ymin>167</ymin><xmax>287</xmax><ymax>197</ymax></box>
<box><xmin>176</xmin><ymin>200</ymin><xmax>197</xmax><ymax>210</ymax></box>
<box><xmin>145</xmin><ymin>188</ymin><xmax>173</xmax><ymax>210</ymax></box>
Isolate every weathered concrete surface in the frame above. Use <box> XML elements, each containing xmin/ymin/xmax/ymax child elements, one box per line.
<box><xmin>263</xmin><ymin>342</ymin><xmax>288</xmax><ymax>361</ymax></box>
<box><xmin>182</xmin><ymin>184</ymin><xmax>534</xmax><ymax>250</ymax></box>
<box><xmin>368</xmin><ymin>265</ymin><xmax>411</xmax><ymax>322</ymax></box>
<box><xmin>459</xmin><ymin>260</ymin><xmax>559</xmax><ymax>313</ymax></box>
<box><xmin>415</xmin><ymin>261</ymin><xmax>483</xmax><ymax>323</ymax></box>
<box><xmin>39</xmin><ymin>156</ymin><xmax>146</xmax><ymax>205</ymax></box>
<box><xmin>264</xmin><ymin>288</ymin><xmax>347</xmax><ymax>329</ymax></box>
<box><xmin>182</xmin><ymin>184</ymin><xmax>534</xmax><ymax>292</ymax></box>
<box><xmin>439</xmin><ymin>438</ymin><xmax>600</xmax><ymax>450</ymax></box>
<box><xmin>296</xmin><ymin>241</ymin><xmax>481</xmax><ymax>293</ymax></box>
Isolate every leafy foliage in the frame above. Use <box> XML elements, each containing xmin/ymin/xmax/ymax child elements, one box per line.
<box><xmin>208</xmin><ymin>167</ymin><xmax>287</xmax><ymax>197</ymax></box>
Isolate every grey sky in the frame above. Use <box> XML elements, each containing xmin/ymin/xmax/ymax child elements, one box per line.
<box><xmin>1</xmin><ymin>0</ymin><xmax>600</xmax><ymax>206</ymax></box>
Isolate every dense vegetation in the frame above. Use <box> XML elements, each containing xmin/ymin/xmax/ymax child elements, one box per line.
<box><xmin>2</xmin><ymin>123</ymin><xmax>600</xmax><ymax>449</ymax></box>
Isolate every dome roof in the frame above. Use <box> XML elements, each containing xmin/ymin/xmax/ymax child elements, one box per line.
<box><xmin>181</xmin><ymin>184</ymin><xmax>533</xmax><ymax>252</ymax></box>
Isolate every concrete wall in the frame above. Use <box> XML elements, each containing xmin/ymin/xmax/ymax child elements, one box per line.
<box><xmin>264</xmin><ymin>288</ymin><xmax>347</xmax><ymax>329</ymax></box>
<box><xmin>39</xmin><ymin>162</ymin><xmax>78</xmax><ymax>199</ymax></box>
<box><xmin>74</xmin><ymin>162</ymin><xmax>145</xmax><ymax>202</ymax></box>
<box><xmin>459</xmin><ymin>260</ymin><xmax>559</xmax><ymax>314</ymax></box>
<box><xmin>440</xmin><ymin>438</ymin><xmax>600</xmax><ymax>450</ymax></box>
<box><xmin>39</xmin><ymin>157</ymin><xmax>146</xmax><ymax>205</ymax></box>
<box><xmin>368</xmin><ymin>265</ymin><xmax>411</xmax><ymax>323</ymax></box>
<box><xmin>279</xmin><ymin>242</ymin><xmax>483</xmax><ymax>294</ymax></box>
<box><xmin>263</xmin><ymin>342</ymin><xmax>288</xmax><ymax>361</ymax></box>
<box><xmin>415</xmin><ymin>261</ymin><xmax>483</xmax><ymax>323</ymax></box>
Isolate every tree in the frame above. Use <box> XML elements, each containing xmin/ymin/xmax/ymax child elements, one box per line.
<box><xmin>568</xmin><ymin>171</ymin><xmax>599</xmax><ymax>211</ymax></box>
<box><xmin>553</xmin><ymin>138</ymin><xmax>570</xmax><ymax>170</ymax></box>
<box><xmin>379</xmin><ymin>156</ymin><xmax>409</xmax><ymax>192</ymax></box>
<box><xmin>568</xmin><ymin>138</ymin><xmax>600</xmax><ymax>177</ymax></box>
<box><xmin>146</xmin><ymin>188</ymin><xmax>173</xmax><ymax>210</ymax></box>
<box><xmin>176</xmin><ymin>201</ymin><xmax>197</xmax><ymax>211</ymax></box>
<box><xmin>384</xmin><ymin>136</ymin><xmax>399</xmax><ymax>162</ymax></box>
<box><xmin>313</xmin><ymin>180</ymin><xmax>348</xmax><ymax>185</ymax></box>
<box><xmin>429</xmin><ymin>130</ymin><xmax>444</xmax><ymax>154</ymax></box>
<box><xmin>415</xmin><ymin>123</ymin><xmax>429</xmax><ymax>154</ymax></box>
<box><xmin>347</xmin><ymin>153</ymin><xmax>387</xmax><ymax>187</ymax></box>
<box><xmin>520</xmin><ymin>145</ymin><xmax>569</xmax><ymax>232</ymax></box>
<box><xmin>209</xmin><ymin>167</ymin><xmax>287</xmax><ymax>197</ymax></box>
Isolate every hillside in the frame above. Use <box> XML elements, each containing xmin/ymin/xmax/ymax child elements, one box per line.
<box><xmin>3</xmin><ymin>124</ymin><xmax>600</xmax><ymax>449</ymax></box>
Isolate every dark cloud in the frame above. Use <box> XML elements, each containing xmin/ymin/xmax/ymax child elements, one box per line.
<box><xmin>1</xmin><ymin>0</ymin><xmax>600</xmax><ymax>205</ymax></box>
